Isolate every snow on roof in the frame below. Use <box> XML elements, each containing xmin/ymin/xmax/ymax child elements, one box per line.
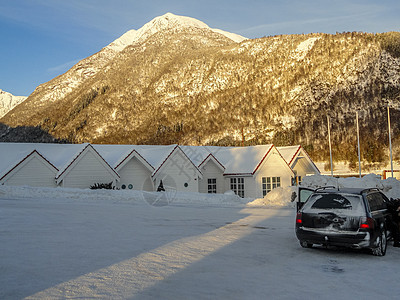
<box><xmin>151</xmin><ymin>145</ymin><xmax>202</xmax><ymax>178</ymax></box>
<box><xmin>0</xmin><ymin>143</ymin><xmax>300</xmax><ymax>181</ymax></box>
<box><xmin>180</xmin><ymin>146</ymin><xmax>213</xmax><ymax>166</ymax></box>
<box><xmin>210</xmin><ymin>145</ymin><xmax>274</xmax><ymax>175</ymax></box>
<box><xmin>277</xmin><ymin>145</ymin><xmax>320</xmax><ymax>174</ymax></box>
<box><xmin>276</xmin><ymin>145</ymin><xmax>301</xmax><ymax>165</ymax></box>
<box><xmin>181</xmin><ymin>145</ymin><xmax>275</xmax><ymax>175</ymax></box>
<box><xmin>94</xmin><ymin>144</ymin><xmax>177</xmax><ymax>171</ymax></box>
<box><xmin>0</xmin><ymin>144</ymin><xmax>36</xmax><ymax>179</ymax></box>
<box><xmin>94</xmin><ymin>144</ymin><xmax>137</xmax><ymax>168</ymax></box>
<box><xmin>0</xmin><ymin>143</ymin><xmax>87</xmax><ymax>179</ymax></box>
<box><xmin>135</xmin><ymin>145</ymin><xmax>177</xmax><ymax>171</ymax></box>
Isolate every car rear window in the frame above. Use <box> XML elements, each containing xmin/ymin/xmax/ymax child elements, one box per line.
<box><xmin>302</xmin><ymin>193</ymin><xmax>365</xmax><ymax>215</ymax></box>
<box><xmin>311</xmin><ymin>194</ymin><xmax>352</xmax><ymax>209</ymax></box>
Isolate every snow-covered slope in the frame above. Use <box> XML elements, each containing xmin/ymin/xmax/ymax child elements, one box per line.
<box><xmin>17</xmin><ymin>13</ymin><xmax>246</xmax><ymax>105</ymax></box>
<box><xmin>0</xmin><ymin>89</ymin><xmax>26</xmax><ymax>118</ymax></box>
<box><xmin>107</xmin><ymin>13</ymin><xmax>246</xmax><ymax>52</ymax></box>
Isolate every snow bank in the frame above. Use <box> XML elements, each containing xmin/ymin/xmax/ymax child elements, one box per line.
<box><xmin>3</xmin><ymin>173</ymin><xmax>399</xmax><ymax>209</ymax></box>
<box><xmin>0</xmin><ymin>185</ymin><xmax>246</xmax><ymax>207</ymax></box>
<box><xmin>301</xmin><ymin>174</ymin><xmax>400</xmax><ymax>199</ymax></box>
<box><xmin>247</xmin><ymin>186</ymin><xmax>296</xmax><ymax>208</ymax></box>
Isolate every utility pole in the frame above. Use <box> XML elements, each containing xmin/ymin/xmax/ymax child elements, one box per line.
<box><xmin>356</xmin><ymin>111</ymin><xmax>362</xmax><ymax>178</ymax></box>
<box><xmin>327</xmin><ymin>115</ymin><xmax>333</xmax><ymax>177</ymax></box>
<box><xmin>388</xmin><ymin>105</ymin><xmax>394</xmax><ymax>178</ymax></box>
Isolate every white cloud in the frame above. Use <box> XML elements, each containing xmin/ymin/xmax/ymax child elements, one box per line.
<box><xmin>47</xmin><ymin>58</ymin><xmax>82</xmax><ymax>74</ymax></box>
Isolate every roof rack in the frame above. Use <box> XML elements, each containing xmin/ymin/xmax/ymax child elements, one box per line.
<box><xmin>315</xmin><ymin>186</ymin><xmax>337</xmax><ymax>192</ymax></box>
<box><xmin>361</xmin><ymin>187</ymin><xmax>381</xmax><ymax>193</ymax></box>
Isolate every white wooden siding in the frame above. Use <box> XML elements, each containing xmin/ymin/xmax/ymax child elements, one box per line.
<box><xmin>199</xmin><ymin>160</ymin><xmax>224</xmax><ymax>193</ymax></box>
<box><xmin>252</xmin><ymin>149</ymin><xmax>294</xmax><ymax>198</ymax></box>
<box><xmin>117</xmin><ymin>157</ymin><xmax>153</xmax><ymax>191</ymax></box>
<box><xmin>292</xmin><ymin>151</ymin><xmax>319</xmax><ymax>178</ymax></box>
<box><xmin>4</xmin><ymin>156</ymin><xmax>57</xmax><ymax>187</ymax></box>
<box><xmin>62</xmin><ymin>151</ymin><xmax>116</xmax><ymax>189</ymax></box>
<box><xmin>155</xmin><ymin>150</ymin><xmax>199</xmax><ymax>192</ymax></box>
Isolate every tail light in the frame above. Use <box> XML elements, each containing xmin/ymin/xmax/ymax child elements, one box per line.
<box><xmin>360</xmin><ymin>217</ymin><xmax>374</xmax><ymax>229</ymax></box>
<box><xmin>296</xmin><ymin>212</ymin><xmax>302</xmax><ymax>224</ymax></box>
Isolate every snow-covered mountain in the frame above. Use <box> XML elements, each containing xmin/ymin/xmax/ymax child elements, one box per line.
<box><xmin>1</xmin><ymin>14</ymin><xmax>399</xmax><ymax>167</ymax></box>
<box><xmin>10</xmin><ymin>13</ymin><xmax>245</xmax><ymax>107</ymax></box>
<box><xmin>106</xmin><ymin>13</ymin><xmax>246</xmax><ymax>52</ymax></box>
<box><xmin>0</xmin><ymin>89</ymin><xmax>26</xmax><ymax>118</ymax></box>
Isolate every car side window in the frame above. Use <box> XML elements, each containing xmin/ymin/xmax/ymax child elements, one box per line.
<box><xmin>367</xmin><ymin>194</ymin><xmax>378</xmax><ymax>211</ymax></box>
<box><xmin>367</xmin><ymin>193</ymin><xmax>387</xmax><ymax>211</ymax></box>
<box><xmin>373</xmin><ymin>193</ymin><xmax>387</xmax><ymax>210</ymax></box>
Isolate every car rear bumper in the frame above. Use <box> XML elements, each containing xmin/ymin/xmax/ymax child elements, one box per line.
<box><xmin>296</xmin><ymin>227</ymin><xmax>371</xmax><ymax>249</ymax></box>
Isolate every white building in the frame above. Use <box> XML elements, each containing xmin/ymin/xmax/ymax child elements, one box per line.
<box><xmin>182</xmin><ymin>145</ymin><xmax>295</xmax><ymax>198</ymax></box>
<box><xmin>0</xmin><ymin>143</ymin><xmax>119</xmax><ymax>189</ymax></box>
<box><xmin>277</xmin><ymin>145</ymin><xmax>320</xmax><ymax>185</ymax></box>
<box><xmin>0</xmin><ymin>143</ymin><xmax>319</xmax><ymax>198</ymax></box>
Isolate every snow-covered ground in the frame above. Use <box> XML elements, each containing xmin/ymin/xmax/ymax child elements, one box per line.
<box><xmin>1</xmin><ymin>174</ymin><xmax>400</xmax><ymax>299</ymax></box>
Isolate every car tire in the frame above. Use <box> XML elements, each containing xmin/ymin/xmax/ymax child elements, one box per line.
<box><xmin>300</xmin><ymin>240</ymin><xmax>313</xmax><ymax>248</ymax></box>
<box><xmin>372</xmin><ymin>228</ymin><xmax>387</xmax><ymax>256</ymax></box>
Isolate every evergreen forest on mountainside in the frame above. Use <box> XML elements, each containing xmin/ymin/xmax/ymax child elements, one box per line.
<box><xmin>1</xmin><ymin>29</ymin><xmax>400</xmax><ymax>170</ymax></box>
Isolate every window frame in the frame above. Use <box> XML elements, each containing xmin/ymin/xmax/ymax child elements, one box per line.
<box><xmin>262</xmin><ymin>176</ymin><xmax>281</xmax><ymax>196</ymax></box>
<box><xmin>208</xmin><ymin>178</ymin><xmax>217</xmax><ymax>194</ymax></box>
<box><xmin>230</xmin><ymin>177</ymin><xmax>245</xmax><ymax>198</ymax></box>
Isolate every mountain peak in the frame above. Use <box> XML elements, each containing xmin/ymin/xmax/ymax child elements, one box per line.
<box><xmin>146</xmin><ymin>13</ymin><xmax>247</xmax><ymax>43</ymax></box>
<box><xmin>0</xmin><ymin>89</ymin><xmax>27</xmax><ymax>118</ymax></box>
<box><xmin>106</xmin><ymin>13</ymin><xmax>246</xmax><ymax>52</ymax></box>
<box><xmin>151</xmin><ymin>12</ymin><xmax>210</xmax><ymax>30</ymax></box>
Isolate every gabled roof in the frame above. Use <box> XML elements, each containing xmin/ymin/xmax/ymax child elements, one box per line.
<box><xmin>152</xmin><ymin>145</ymin><xmax>203</xmax><ymax>178</ymax></box>
<box><xmin>0</xmin><ymin>149</ymin><xmax>58</xmax><ymax>182</ymax></box>
<box><xmin>209</xmin><ymin>144</ymin><xmax>275</xmax><ymax>176</ymax></box>
<box><xmin>114</xmin><ymin>149</ymin><xmax>154</xmax><ymax>172</ymax></box>
<box><xmin>277</xmin><ymin>145</ymin><xmax>302</xmax><ymax>166</ymax></box>
<box><xmin>198</xmin><ymin>153</ymin><xmax>225</xmax><ymax>172</ymax></box>
<box><xmin>277</xmin><ymin>145</ymin><xmax>320</xmax><ymax>174</ymax></box>
<box><xmin>0</xmin><ymin>143</ymin><xmax>312</xmax><ymax>187</ymax></box>
<box><xmin>181</xmin><ymin>144</ymin><xmax>294</xmax><ymax>176</ymax></box>
<box><xmin>0</xmin><ymin>143</ymin><xmax>84</xmax><ymax>180</ymax></box>
<box><xmin>136</xmin><ymin>145</ymin><xmax>177</xmax><ymax>172</ymax></box>
<box><xmin>180</xmin><ymin>145</ymin><xmax>214</xmax><ymax>166</ymax></box>
<box><xmin>55</xmin><ymin>144</ymin><xmax>120</xmax><ymax>184</ymax></box>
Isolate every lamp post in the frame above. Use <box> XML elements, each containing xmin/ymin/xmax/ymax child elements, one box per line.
<box><xmin>356</xmin><ymin>111</ymin><xmax>362</xmax><ymax>178</ymax></box>
<box><xmin>388</xmin><ymin>105</ymin><xmax>394</xmax><ymax>178</ymax></box>
<box><xmin>327</xmin><ymin>115</ymin><xmax>333</xmax><ymax>177</ymax></box>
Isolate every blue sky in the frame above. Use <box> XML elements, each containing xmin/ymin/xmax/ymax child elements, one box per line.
<box><xmin>1</xmin><ymin>0</ymin><xmax>399</xmax><ymax>96</ymax></box>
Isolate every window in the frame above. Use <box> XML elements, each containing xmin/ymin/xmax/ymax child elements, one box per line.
<box><xmin>292</xmin><ymin>176</ymin><xmax>302</xmax><ymax>186</ymax></box>
<box><xmin>302</xmin><ymin>193</ymin><xmax>364</xmax><ymax>216</ymax></box>
<box><xmin>230</xmin><ymin>178</ymin><xmax>245</xmax><ymax>198</ymax></box>
<box><xmin>262</xmin><ymin>177</ymin><xmax>267</xmax><ymax>197</ymax></box>
<box><xmin>367</xmin><ymin>193</ymin><xmax>387</xmax><ymax>211</ymax></box>
<box><xmin>262</xmin><ymin>177</ymin><xmax>281</xmax><ymax>196</ymax></box>
<box><xmin>311</xmin><ymin>194</ymin><xmax>353</xmax><ymax>209</ymax></box>
<box><xmin>208</xmin><ymin>178</ymin><xmax>217</xmax><ymax>193</ymax></box>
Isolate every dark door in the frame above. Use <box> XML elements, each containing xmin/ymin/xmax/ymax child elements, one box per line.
<box><xmin>366</xmin><ymin>192</ymin><xmax>390</xmax><ymax>229</ymax></box>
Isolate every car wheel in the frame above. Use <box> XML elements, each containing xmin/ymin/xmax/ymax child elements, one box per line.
<box><xmin>372</xmin><ymin>228</ymin><xmax>387</xmax><ymax>256</ymax></box>
<box><xmin>300</xmin><ymin>240</ymin><xmax>313</xmax><ymax>248</ymax></box>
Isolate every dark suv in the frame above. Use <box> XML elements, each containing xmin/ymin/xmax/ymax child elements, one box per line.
<box><xmin>295</xmin><ymin>187</ymin><xmax>391</xmax><ymax>256</ymax></box>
